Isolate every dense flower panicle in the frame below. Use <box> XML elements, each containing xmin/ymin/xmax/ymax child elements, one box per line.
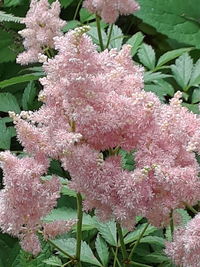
<box><xmin>0</xmin><ymin>151</ymin><xmax>61</xmax><ymax>255</ymax></box>
<box><xmin>165</xmin><ymin>213</ymin><xmax>200</xmax><ymax>267</ymax></box>
<box><xmin>17</xmin><ymin>0</ymin><xmax>65</xmax><ymax>65</ymax></box>
<box><xmin>83</xmin><ymin>0</ymin><xmax>140</xmax><ymax>23</ymax></box>
<box><xmin>12</xmin><ymin>27</ymin><xmax>200</xmax><ymax>227</ymax></box>
<box><xmin>43</xmin><ymin>219</ymin><xmax>77</xmax><ymax>240</ymax></box>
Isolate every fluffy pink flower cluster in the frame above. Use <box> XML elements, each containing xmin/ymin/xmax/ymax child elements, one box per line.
<box><xmin>0</xmin><ymin>151</ymin><xmax>61</xmax><ymax>255</ymax></box>
<box><xmin>12</xmin><ymin>27</ymin><xmax>200</xmax><ymax>229</ymax></box>
<box><xmin>83</xmin><ymin>0</ymin><xmax>140</xmax><ymax>23</ymax></box>
<box><xmin>165</xmin><ymin>213</ymin><xmax>200</xmax><ymax>267</ymax></box>
<box><xmin>17</xmin><ymin>0</ymin><xmax>65</xmax><ymax>65</ymax></box>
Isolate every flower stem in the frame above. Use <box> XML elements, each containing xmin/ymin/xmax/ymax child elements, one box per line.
<box><xmin>111</xmin><ymin>246</ymin><xmax>122</xmax><ymax>267</ymax></box>
<box><xmin>48</xmin><ymin>239</ymin><xmax>74</xmax><ymax>259</ymax></box>
<box><xmin>73</xmin><ymin>0</ymin><xmax>82</xmax><ymax>20</ymax></box>
<box><xmin>170</xmin><ymin>210</ymin><xmax>174</xmax><ymax>238</ymax></box>
<box><xmin>96</xmin><ymin>14</ymin><xmax>104</xmax><ymax>51</ymax></box>
<box><xmin>183</xmin><ymin>202</ymin><xmax>198</xmax><ymax>214</ymax></box>
<box><xmin>106</xmin><ymin>24</ymin><xmax>113</xmax><ymax>49</ymax></box>
<box><xmin>128</xmin><ymin>223</ymin><xmax>149</xmax><ymax>260</ymax></box>
<box><xmin>76</xmin><ymin>193</ymin><xmax>83</xmax><ymax>267</ymax></box>
<box><xmin>116</xmin><ymin>223</ymin><xmax>129</xmax><ymax>266</ymax></box>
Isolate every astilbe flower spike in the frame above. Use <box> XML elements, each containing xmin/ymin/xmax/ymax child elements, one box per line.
<box><xmin>165</xmin><ymin>212</ymin><xmax>200</xmax><ymax>267</ymax></box>
<box><xmin>13</xmin><ymin>26</ymin><xmax>200</xmax><ymax>228</ymax></box>
<box><xmin>83</xmin><ymin>0</ymin><xmax>140</xmax><ymax>23</ymax></box>
<box><xmin>0</xmin><ymin>151</ymin><xmax>61</xmax><ymax>255</ymax></box>
<box><xmin>17</xmin><ymin>0</ymin><xmax>66</xmax><ymax>65</ymax></box>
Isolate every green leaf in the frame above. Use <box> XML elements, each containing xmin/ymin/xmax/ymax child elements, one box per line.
<box><xmin>0</xmin><ymin>10</ymin><xmax>23</xmax><ymax>23</ymax></box>
<box><xmin>182</xmin><ymin>103</ymin><xmax>200</xmax><ymax>114</ymax></box>
<box><xmin>43</xmin><ymin>207</ymin><xmax>96</xmax><ymax>232</ymax></box>
<box><xmin>59</xmin><ymin>0</ymin><xmax>73</xmax><ymax>8</ymax></box>
<box><xmin>61</xmin><ymin>185</ymin><xmax>77</xmax><ymax>198</ymax></box>
<box><xmin>140</xmin><ymin>236</ymin><xmax>165</xmax><ymax>247</ymax></box>
<box><xmin>3</xmin><ymin>0</ymin><xmax>23</xmax><ymax>7</ymax></box>
<box><xmin>0</xmin><ymin>93</ymin><xmax>20</xmax><ymax>113</ymax></box>
<box><xmin>142</xmin><ymin>252</ymin><xmax>169</xmax><ymax>263</ymax></box>
<box><xmin>144</xmin><ymin>71</ymin><xmax>171</xmax><ymax>83</ymax></box>
<box><xmin>175</xmin><ymin>209</ymin><xmax>192</xmax><ymax>226</ymax></box>
<box><xmin>96</xmin><ymin>220</ymin><xmax>117</xmax><ymax>246</ymax></box>
<box><xmin>156</xmin><ymin>48</ymin><xmax>192</xmax><ymax>68</ymax></box>
<box><xmin>109</xmin><ymin>25</ymin><xmax>123</xmax><ymax>50</ymax></box>
<box><xmin>0</xmin><ymin>30</ymin><xmax>18</xmax><ymax>63</ymax></box>
<box><xmin>171</xmin><ymin>53</ymin><xmax>193</xmax><ymax>90</ymax></box>
<box><xmin>54</xmin><ymin>238</ymin><xmax>102</xmax><ymax>266</ymax></box>
<box><xmin>135</xmin><ymin>0</ymin><xmax>200</xmax><ymax>49</ymax></box>
<box><xmin>124</xmin><ymin>224</ymin><xmax>157</xmax><ymax>245</ymax></box>
<box><xmin>0</xmin><ymin>74</ymin><xmax>40</xmax><ymax>89</ymax></box>
<box><xmin>138</xmin><ymin>44</ymin><xmax>156</xmax><ymax>70</ymax></box>
<box><xmin>87</xmin><ymin>27</ymin><xmax>107</xmax><ymax>48</ymax></box>
<box><xmin>43</xmin><ymin>256</ymin><xmax>62</xmax><ymax>266</ymax></box>
<box><xmin>80</xmin><ymin>8</ymin><xmax>95</xmax><ymax>23</ymax></box>
<box><xmin>62</xmin><ymin>20</ymin><xmax>81</xmax><ymax>32</ymax></box>
<box><xmin>126</xmin><ymin>32</ymin><xmax>144</xmax><ymax>57</ymax></box>
<box><xmin>95</xmin><ymin>234</ymin><xmax>109</xmax><ymax>266</ymax></box>
<box><xmin>119</xmin><ymin>149</ymin><xmax>136</xmax><ymax>171</ymax></box>
<box><xmin>192</xmin><ymin>87</ymin><xmax>200</xmax><ymax>103</ymax></box>
<box><xmin>0</xmin><ymin>120</ymin><xmax>14</xmax><ymax>149</ymax></box>
<box><xmin>189</xmin><ymin>59</ymin><xmax>200</xmax><ymax>87</ymax></box>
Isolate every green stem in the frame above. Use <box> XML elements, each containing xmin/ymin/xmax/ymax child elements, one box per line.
<box><xmin>128</xmin><ymin>223</ymin><xmax>149</xmax><ymax>260</ymax></box>
<box><xmin>129</xmin><ymin>261</ymin><xmax>152</xmax><ymax>267</ymax></box>
<box><xmin>73</xmin><ymin>0</ymin><xmax>82</xmax><ymax>20</ymax></box>
<box><xmin>106</xmin><ymin>24</ymin><xmax>113</xmax><ymax>49</ymax></box>
<box><xmin>76</xmin><ymin>193</ymin><xmax>83</xmax><ymax>267</ymax></box>
<box><xmin>96</xmin><ymin>14</ymin><xmax>104</xmax><ymax>51</ymax></box>
<box><xmin>183</xmin><ymin>202</ymin><xmax>198</xmax><ymax>214</ymax></box>
<box><xmin>116</xmin><ymin>223</ymin><xmax>128</xmax><ymax>266</ymax></box>
<box><xmin>62</xmin><ymin>260</ymin><xmax>73</xmax><ymax>267</ymax></box>
<box><xmin>48</xmin><ymin>239</ymin><xmax>74</xmax><ymax>259</ymax></box>
<box><xmin>170</xmin><ymin>210</ymin><xmax>174</xmax><ymax>238</ymax></box>
<box><xmin>111</xmin><ymin>247</ymin><xmax>122</xmax><ymax>267</ymax></box>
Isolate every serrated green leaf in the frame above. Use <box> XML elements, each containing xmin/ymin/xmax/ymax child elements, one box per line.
<box><xmin>43</xmin><ymin>256</ymin><xmax>62</xmax><ymax>266</ymax></box>
<box><xmin>140</xmin><ymin>236</ymin><xmax>165</xmax><ymax>247</ymax></box>
<box><xmin>156</xmin><ymin>48</ymin><xmax>192</xmax><ymax>68</ymax></box>
<box><xmin>62</xmin><ymin>20</ymin><xmax>81</xmax><ymax>32</ymax></box>
<box><xmin>189</xmin><ymin>59</ymin><xmax>200</xmax><ymax>87</ymax></box>
<box><xmin>142</xmin><ymin>252</ymin><xmax>169</xmax><ymax>264</ymax></box>
<box><xmin>182</xmin><ymin>103</ymin><xmax>200</xmax><ymax>114</ymax></box>
<box><xmin>171</xmin><ymin>53</ymin><xmax>193</xmax><ymax>90</ymax></box>
<box><xmin>0</xmin><ymin>10</ymin><xmax>23</xmax><ymax>23</ymax></box>
<box><xmin>0</xmin><ymin>120</ymin><xmax>14</xmax><ymax>149</ymax></box>
<box><xmin>0</xmin><ymin>30</ymin><xmax>18</xmax><ymax>63</ymax></box>
<box><xmin>87</xmin><ymin>27</ymin><xmax>107</xmax><ymax>48</ymax></box>
<box><xmin>22</xmin><ymin>81</ymin><xmax>37</xmax><ymax>110</ymax></box>
<box><xmin>119</xmin><ymin>149</ymin><xmax>136</xmax><ymax>171</ymax></box>
<box><xmin>138</xmin><ymin>44</ymin><xmax>156</xmax><ymax>70</ymax></box>
<box><xmin>192</xmin><ymin>87</ymin><xmax>200</xmax><ymax>103</ymax></box>
<box><xmin>96</xmin><ymin>220</ymin><xmax>117</xmax><ymax>246</ymax></box>
<box><xmin>135</xmin><ymin>0</ymin><xmax>200</xmax><ymax>49</ymax></box>
<box><xmin>126</xmin><ymin>32</ymin><xmax>144</xmax><ymax>57</ymax></box>
<box><xmin>108</xmin><ymin>25</ymin><xmax>123</xmax><ymax>50</ymax></box>
<box><xmin>175</xmin><ymin>209</ymin><xmax>192</xmax><ymax>226</ymax></box>
<box><xmin>124</xmin><ymin>224</ymin><xmax>157</xmax><ymax>245</ymax></box>
<box><xmin>59</xmin><ymin>0</ymin><xmax>73</xmax><ymax>8</ymax></box>
<box><xmin>144</xmin><ymin>71</ymin><xmax>171</xmax><ymax>83</ymax></box>
<box><xmin>95</xmin><ymin>234</ymin><xmax>109</xmax><ymax>266</ymax></box>
<box><xmin>0</xmin><ymin>74</ymin><xmax>40</xmax><ymax>89</ymax></box>
<box><xmin>153</xmin><ymin>79</ymin><xmax>174</xmax><ymax>96</ymax></box>
<box><xmin>61</xmin><ymin>185</ymin><xmax>77</xmax><ymax>198</ymax></box>
<box><xmin>80</xmin><ymin>8</ymin><xmax>95</xmax><ymax>23</ymax></box>
<box><xmin>54</xmin><ymin>238</ymin><xmax>102</xmax><ymax>266</ymax></box>
<box><xmin>43</xmin><ymin>207</ymin><xmax>96</xmax><ymax>231</ymax></box>
<box><xmin>0</xmin><ymin>93</ymin><xmax>20</xmax><ymax>113</ymax></box>
<box><xmin>3</xmin><ymin>0</ymin><xmax>24</xmax><ymax>7</ymax></box>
